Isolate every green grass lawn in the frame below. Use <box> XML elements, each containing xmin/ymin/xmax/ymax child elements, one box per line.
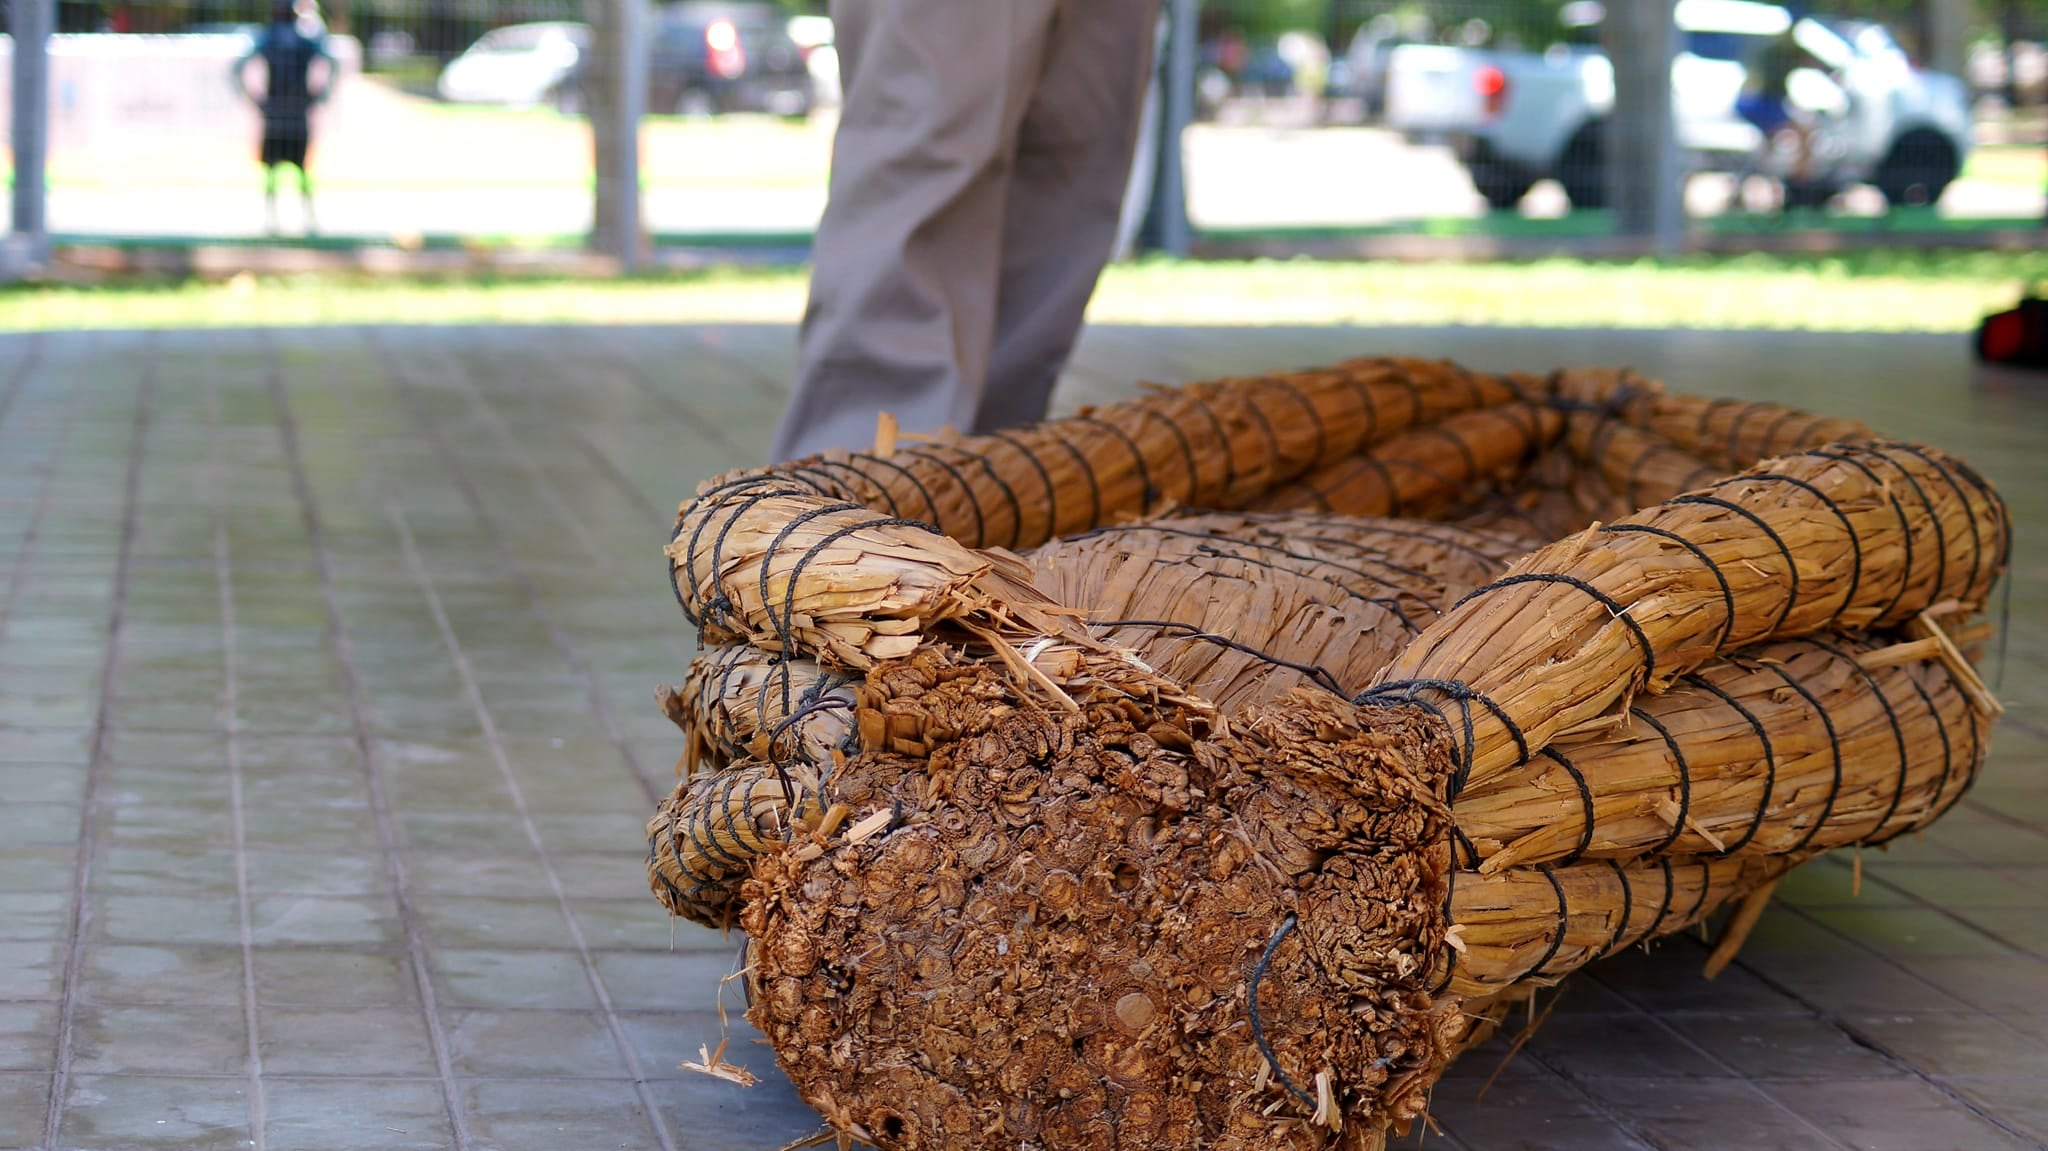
<box><xmin>3</xmin><ymin>249</ymin><xmax>2042</xmax><ymax>333</ymax></box>
<box><xmin>1962</xmin><ymin>144</ymin><xmax>2048</xmax><ymax>189</ymax></box>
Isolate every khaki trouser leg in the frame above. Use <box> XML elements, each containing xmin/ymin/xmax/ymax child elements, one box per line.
<box><xmin>773</xmin><ymin>0</ymin><xmax>1056</xmax><ymax>462</ymax></box>
<box><xmin>975</xmin><ymin>0</ymin><xmax>1162</xmax><ymax>434</ymax></box>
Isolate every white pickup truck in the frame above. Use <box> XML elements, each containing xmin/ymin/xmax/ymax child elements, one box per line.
<box><xmin>1399</xmin><ymin>0</ymin><xmax>1973</xmax><ymax>211</ymax></box>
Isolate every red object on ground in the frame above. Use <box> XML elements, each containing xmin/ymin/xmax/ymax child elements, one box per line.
<box><xmin>1976</xmin><ymin>299</ymin><xmax>2048</xmax><ymax>368</ymax></box>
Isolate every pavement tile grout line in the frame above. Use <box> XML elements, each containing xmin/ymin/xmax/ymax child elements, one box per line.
<box><xmin>387</xmin><ymin>497</ymin><xmax>686</xmax><ymax>1151</ymax></box>
<box><xmin>373</xmin><ymin>327</ymin><xmax>686</xmax><ymax>1151</ymax></box>
<box><xmin>264</xmin><ymin>328</ymin><xmax>477</xmax><ymax>1151</ymax></box>
<box><xmin>420</xmin><ymin>332</ymin><xmax>703</xmax><ymax>803</ymax></box>
<box><xmin>42</xmin><ymin>330</ymin><xmax>154</xmax><ymax>1151</ymax></box>
<box><xmin>211</xmin><ymin>334</ymin><xmax>269</xmax><ymax>1151</ymax></box>
<box><xmin>1736</xmin><ymin>910</ymin><xmax>2048</xmax><ymax>1149</ymax></box>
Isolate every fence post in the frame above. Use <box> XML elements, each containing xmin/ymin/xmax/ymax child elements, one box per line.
<box><xmin>588</xmin><ymin>0</ymin><xmax>647</xmax><ymax>270</ymax></box>
<box><xmin>1603</xmin><ymin>0</ymin><xmax>1682</xmax><ymax>253</ymax></box>
<box><xmin>9</xmin><ymin>0</ymin><xmax>54</xmax><ymax>268</ymax></box>
<box><xmin>1151</xmin><ymin>0</ymin><xmax>1197</xmax><ymax>258</ymax></box>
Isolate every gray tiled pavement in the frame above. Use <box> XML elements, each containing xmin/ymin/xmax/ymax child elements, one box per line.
<box><xmin>0</xmin><ymin>322</ymin><xmax>2044</xmax><ymax>1151</ymax></box>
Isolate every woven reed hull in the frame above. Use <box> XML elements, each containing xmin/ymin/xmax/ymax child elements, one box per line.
<box><xmin>648</xmin><ymin>358</ymin><xmax>2011</xmax><ymax>1151</ymax></box>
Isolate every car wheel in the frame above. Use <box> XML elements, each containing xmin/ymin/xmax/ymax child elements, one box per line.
<box><xmin>677</xmin><ymin>87</ymin><xmax>717</xmax><ymax>118</ymax></box>
<box><xmin>1468</xmin><ymin>143</ymin><xmax>1536</xmax><ymax>211</ymax></box>
<box><xmin>1874</xmin><ymin>128</ymin><xmax>1958</xmax><ymax>208</ymax></box>
<box><xmin>1557</xmin><ymin>122</ymin><xmax>1608</xmax><ymax>210</ymax></box>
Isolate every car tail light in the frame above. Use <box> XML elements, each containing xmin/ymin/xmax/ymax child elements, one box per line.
<box><xmin>706</xmin><ymin>20</ymin><xmax>746</xmax><ymax>78</ymax></box>
<box><xmin>1475</xmin><ymin>63</ymin><xmax>1508</xmax><ymax>116</ymax></box>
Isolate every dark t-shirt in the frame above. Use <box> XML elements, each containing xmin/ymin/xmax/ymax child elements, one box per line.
<box><xmin>256</xmin><ymin>21</ymin><xmax>324</xmax><ymax>120</ymax></box>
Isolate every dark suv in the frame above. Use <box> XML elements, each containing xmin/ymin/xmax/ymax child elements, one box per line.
<box><xmin>648</xmin><ymin>2</ymin><xmax>812</xmax><ymax>117</ymax></box>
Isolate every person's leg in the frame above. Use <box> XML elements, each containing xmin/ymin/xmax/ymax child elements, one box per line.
<box><xmin>263</xmin><ymin>163</ymin><xmax>280</xmax><ymax>234</ymax></box>
<box><xmin>772</xmin><ymin>0</ymin><xmax>1057</xmax><ymax>462</ymax></box>
<box><xmin>974</xmin><ymin>0</ymin><xmax>1162</xmax><ymax>434</ymax></box>
<box><xmin>297</xmin><ymin>161</ymin><xmax>316</xmax><ymax>234</ymax></box>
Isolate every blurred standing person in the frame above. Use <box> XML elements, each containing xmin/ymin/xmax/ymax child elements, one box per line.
<box><xmin>233</xmin><ymin>1</ymin><xmax>337</xmax><ymax>234</ymax></box>
<box><xmin>771</xmin><ymin>0</ymin><xmax>1163</xmax><ymax>463</ymax></box>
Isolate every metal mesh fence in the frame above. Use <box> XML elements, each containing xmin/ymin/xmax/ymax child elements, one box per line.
<box><xmin>2</xmin><ymin>0</ymin><xmax>2043</xmax><ymax>253</ymax></box>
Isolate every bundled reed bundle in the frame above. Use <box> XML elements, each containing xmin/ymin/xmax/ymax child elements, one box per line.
<box><xmin>643</xmin><ymin>357</ymin><xmax>2008</xmax><ymax>1151</ymax></box>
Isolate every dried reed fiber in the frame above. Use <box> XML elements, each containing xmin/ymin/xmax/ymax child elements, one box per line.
<box><xmin>649</xmin><ymin>755</ymin><xmax>824</xmax><ymax>926</ymax></box>
<box><xmin>1446</xmin><ymin>851</ymin><xmax>1807</xmax><ymax>995</ymax></box>
<box><xmin>1624</xmin><ymin>392</ymin><xmax>1875</xmax><ymax>470</ymax></box>
<box><xmin>1373</xmin><ymin>442</ymin><xmax>2009</xmax><ymax>794</ymax></box>
<box><xmin>643</xmin><ymin>352</ymin><xmax>2010</xmax><ymax>1151</ymax></box>
<box><xmin>1449</xmin><ymin>448</ymin><xmax>1612</xmax><ymax>548</ymax></box>
<box><xmin>661</xmin><ymin>645</ymin><xmax>856</xmax><ymax>774</ymax></box>
<box><xmin>738</xmin><ymin>648</ymin><xmax>1464</xmax><ymax>1151</ymax></box>
<box><xmin>1565</xmin><ymin>412</ymin><xmax>1726</xmax><ymax>512</ymax></box>
<box><xmin>1251</xmin><ymin>402</ymin><xmax>1562</xmax><ymax>519</ymax></box>
<box><xmin>687</xmin><ymin>358</ymin><xmax>1548</xmax><ymax>554</ymax></box>
<box><xmin>1029</xmin><ymin>514</ymin><xmax>1517</xmax><ymax>710</ymax></box>
<box><xmin>666</xmin><ymin>478</ymin><xmax>1082</xmax><ymax>669</ymax></box>
<box><xmin>1453</xmin><ymin>633</ymin><xmax>1986</xmax><ymax>872</ymax></box>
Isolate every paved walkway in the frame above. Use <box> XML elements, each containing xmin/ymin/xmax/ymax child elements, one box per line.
<box><xmin>0</xmin><ymin>323</ymin><xmax>2044</xmax><ymax>1151</ymax></box>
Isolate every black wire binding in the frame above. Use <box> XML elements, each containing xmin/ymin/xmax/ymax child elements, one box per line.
<box><xmin>1840</xmin><ymin>445</ymin><xmax>1948</xmax><ymax>619</ymax></box>
<box><xmin>1074</xmin><ymin>414</ymin><xmax>1157</xmax><ymax>515</ymax></box>
<box><xmin>1247</xmin><ymin>914</ymin><xmax>1317</xmax><ymax>1110</ymax></box>
<box><xmin>694</xmin><ymin>487</ymin><xmax>798</xmax><ymax>627</ymax></box>
<box><xmin>1234</xmin><ymin>383</ymin><xmax>1287</xmax><ymax>490</ymax></box>
<box><xmin>1041</xmin><ymin>424</ymin><xmax>1103</xmax><ymax>533</ymax></box>
<box><xmin>1431</xmin><ymin>864</ymin><xmax>1459</xmax><ymax>996</ymax></box>
<box><xmin>1803</xmin><ymin>447</ymin><xmax>1914</xmax><ymax>621</ymax></box>
<box><xmin>1178</xmin><ymin>387</ymin><xmax>1240</xmax><ymax>504</ymax></box>
<box><xmin>1452</xmin><ymin>572</ymin><xmax>1658</xmax><ymax>687</ymax></box>
<box><xmin>778</xmin><ymin>461</ymin><xmax>871</xmax><ymax>511</ymax></box>
<box><xmin>1091</xmin><ymin>618</ymin><xmax>1349</xmax><ymax>697</ymax></box>
<box><xmin>1135</xmin><ymin>404</ymin><xmax>1203</xmax><ymax>508</ymax></box>
<box><xmin>775</xmin><ymin>515</ymin><xmax>950</xmax><ymax>660</ymax></box>
<box><xmin>1519</xmin><ymin>864</ymin><xmax>1571</xmax><ymax>982</ymax></box>
<box><xmin>1340</xmin><ymin>370</ymin><xmax>1382</xmax><ymax>446</ymax></box>
<box><xmin>673</xmin><ymin>481</ymin><xmax>779</xmax><ymax>620</ymax></box>
<box><xmin>1753</xmin><ymin>655</ymin><xmax>1843</xmax><ymax>854</ymax></box>
<box><xmin>848</xmin><ymin>451</ymin><xmax>944</xmax><ymax>527</ymax></box>
<box><xmin>1877</xmin><ymin>664</ymin><xmax>1954</xmax><ymax>845</ymax></box>
<box><xmin>955</xmin><ymin>444</ymin><xmax>1027</xmax><ymax>550</ymax></box>
<box><xmin>1723</xmin><ymin>470</ymin><xmax>1861</xmax><ymax>614</ymax></box>
<box><xmin>1261</xmin><ymin>376</ymin><xmax>1328</xmax><ymax>467</ymax></box>
<box><xmin>1180</xmin><ymin>543</ymin><xmax>1426</xmax><ymax>631</ymax></box>
<box><xmin>1671</xmin><ymin>493</ymin><xmax>1800</xmax><ymax>636</ymax></box>
<box><xmin>1599</xmin><ymin>523</ymin><xmax>1738</xmax><ymax>654</ymax></box>
<box><xmin>1639</xmin><ymin>856</ymin><xmax>1676</xmax><ymax>943</ymax></box>
<box><xmin>1871</xmin><ymin>440</ymin><xmax>1983</xmax><ymax>603</ymax></box>
<box><xmin>1628</xmin><ymin>706</ymin><xmax>1694</xmax><ymax>857</ymax></box>
<box><xmin>1539</xmin><ymin>746</ymin><xmax>1597</xmax><ymax>866</ymax></box>
<box><xmin>1426</xmin><ymin>424</ymin><xmax>1482</xmax><ymax>485</ymax></box>
<box><xmin>1756</xmin><ymin>405</ymin><xmax>1807</xmax><ymax>460</ymax></box>
<box><xmin>988</xmin><ymin>430</ymin><xmax>1059</xmax><ymax>546</ymax></box>
<box><xmin>1722</xmin><ymin>401</ymin><xmax>1762</xmax><ymax>465</ymax></box>
<box><xmin>1681</xmin><ymin>857</ymin><xmax>1713</xmax><ymax>926</ymax></box>
<box><xmin>1355</xmin><ymin>677</ymin><xmax>1530</xmax><ymax>800</ymax></box>
<box><xmin>1296</xmin><ymin>517</ymin><xmax>1510</xmax><ymax>571</ymax></box>
<box><xmin>1803</xmin><ymin>637</ymin><xmax>1912</xmax><ymax>843</ymax></box>
<box><xmin>1390</xmin><ymin>370</ymin><xmax>1426</xmax><ymax>432</ymax></box>
<box><xmin>897</xmin><ymin>445</ymin><xmax>987</xmax><ymax>548</ymax></box>
<box><xmin>759</xmin><ymin>500</ymin><xmax>871</xmax><ymax>650</ymax></box>
<box><xmin>1679</xmin><ymin>670</ymin><xmax>1776</xmax><ymax>854</ymax></box>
